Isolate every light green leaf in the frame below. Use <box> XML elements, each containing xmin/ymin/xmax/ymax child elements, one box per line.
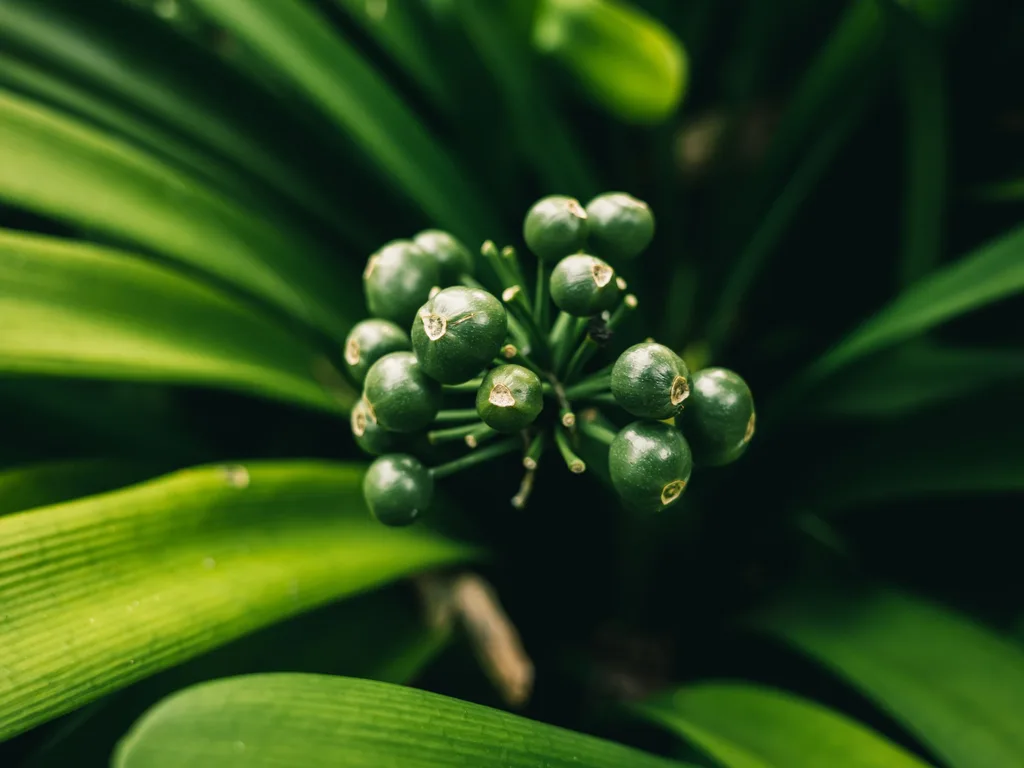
<box><xmin>811</xmin><ymin>223</ymin><xmax>1024</xmax><ymax>378</ymax></box>
<box><xmin>0</xmin><ymin>88</ymin><xmax>352</xmax><ymax>340</ymax></box>
<box><xmin>533</xmin><ymin>0</ymin><xmax>688</xmax><ymax>124</ymax></box>
<box><xmin>115</xmin><ymin>674</ymin><xmax>688</xmax><ymax>768</ymax></box>
<box><xmin>756</xmin><ymin>586</ymin><xmax>1024</xmax><ymax>768</ymax></box>
<box><xmin>24</xmin><ymin>585</ymin><xmax>448</xmax><ymax>768</ymax></box>
<box><xmin>187</xmin><ymin>0</ymin><xmax>500</xmax><ymax>246</ymax></box>
<box><xmin>634</xmin><ymin>682</ymin><xmax>930</xmax><ymax>768</ymax></box>
<box><xmin>0</xmin><ymin>229</ymin><xmax>353</xmax><ymax>413</ymax></box>
<box><xmin>0</xmin><ymin>461</ymin><xmax>472</xmax><ymax>741</ymax></box>
<box><xmin>0</xmin><ymin>459</ymin><xmax>160</xmax><ymax>517</ymax></box>
<box><xmin>812</xmin><ymin>344</ymin><xmax>1024</xmax><ymax>419</ymax></box>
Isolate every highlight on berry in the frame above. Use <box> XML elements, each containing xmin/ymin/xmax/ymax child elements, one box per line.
<box><xmin>343</xmin><ymin>193</ymin><xmax>755</xmax><ymax>526</ymax></box>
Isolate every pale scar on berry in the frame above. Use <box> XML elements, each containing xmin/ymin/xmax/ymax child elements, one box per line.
<box><xmin>568</xmin><ymin>199</ymin><xmax>587</xmax><ymax>219</ymax></box>
<box><xmin>661</xmin><ymin>479</ymin><xmax>687</xmax><ymax>506</ymax></box>
<box><xmin>670</xmin><ymin>375</ymin><xmax>690</xmax><ymax>406</ymax></box>
<box><xmin>489</xmin><ymin>384</ymin><xmax>516</xmax><ymax>408</ymax></box>
<box><xmin>351</xmin><ymin>407</ymin><xmax>367</xmax><ymax>437</ymax></box>
<box><xmin>344</xmin><ymin>338</ymin><xmax>360</xmax><ymax>366</ymax></box>
<box><xmin>591</xmin><ymin>262</ymin><xmax>614</xmax><ymax>288</ymax></box>
<box><xmin>422</xmin><ymin>312</ymin><xmax>447</xmax><ymax>341</ymax></box>
<box><xmin>744</xmin><ymin>411</ymin><xmax>756</xmax><ymax>443</ymax></box>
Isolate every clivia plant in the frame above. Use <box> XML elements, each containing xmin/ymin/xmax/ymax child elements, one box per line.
<box><xmin>347</xmin><ymin>192</ymin><xmax>755</xmax><ymax>525</ymax></box>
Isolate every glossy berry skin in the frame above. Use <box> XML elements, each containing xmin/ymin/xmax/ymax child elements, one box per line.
<box><xmin>611</xmin><ymin>342</ymin><xmax>690</xmax><ymax>420</ymax></box>
<box><xmin>523</xmin><ymin>195</ymin><xmax>589</xmax><ymax>262</ymax></box>
<box><xmin>414</xmin><ymin>229</ymin><xmax>474</xmax><ymax>284</ymax></box>
<box><xmin>609</xmin><ymin>421</ymin><xmax>693</xmax><ymax>514</ymax></box>
<box><xmin>676</xmin><ymin>367</ymin><xmax>755</xmax><ymax>467</ymax></box>
<box><xmin>585</xmin><ymin>192</ymin><xmax>655</xmax><ymax>262</ymax></box>
<box><xmin>476</xmin><ymin>364</ymin><xmax>544</xmax><ymax>433</ymax></box>
<box><xmin>343</xmin><ymin>319</ymin><xmax>411</xmax><ymax>386</ymax></box>
<box><xmin>549</xmin><ymin>254</ymin><xmax>620</xmax><ymax>317</ymax></box>
<box><xmin>411</xmin><ymin>286</ymin><xmax>508</xmax><ymax>384</ymax></box>
<box><xmin>364</xmin><ymin>240</ymin><xmax>440</xmax><ymax>327</ymax></box>
<box><xmin>363</xmin><ymin>351</ymin><xmax>442</xmax><ymax>432</ymax></box>
<box><xmin>363</xmin><ymin>454</ymin><xmax>434</xmax><ymax>527</ymax></box>
<box><xmin>350</xmin><ymin>398</ymin><xmax>404</xmax><ymax>456</ymax></box>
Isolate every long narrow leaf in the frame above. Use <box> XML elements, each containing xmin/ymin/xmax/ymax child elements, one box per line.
<box><xmin>0</xmin><ymin>229</ymin><xmax>353</xmax><ymax>413</ymax></box>
<box><xmin>0</xmin><ymin>461</ymin><xmax>472</xmax><ymax>741</ymax></box>
<box><xmin>0</xmin><ymin>459</ymin><xmax>160</xmax><ymax>517</ymax></box>
<box><xmin>0</xmin><ymin>89</ymin><xmax>353</xmax><ymax>339</ymax></box>
<box><xmin>755</xmin><ymin>586</ymin><xmax>1024</xmax><ymax>768</ymax></box>
<box><xmin>187</xmin><ymin>0</ymin><xmax>501</xmax><ymax>245</ymax></box>
<box><xmin>634</xmin><ymin>682</ymin><xmax>930</xmax><ymax>768</ymax></box>
<box><xmin>114</xmin><ymin>674</ymin><xmax>688</xmax><ymax>768</ymax></box>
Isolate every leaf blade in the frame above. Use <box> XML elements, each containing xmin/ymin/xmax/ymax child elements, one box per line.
<box><xmin>0</xmin><ymin>459</ymin><xmax>161</xmax><ymax>517</ymax></box>
<box><xmin>114</xmin><ymin>673</ymin><xmax>688</xmax><ymax>768</ymax></box>
<box><xmin>0</xmin><ymin>461</ymin><xmax>472</xmax><ymax>741</ymax></box>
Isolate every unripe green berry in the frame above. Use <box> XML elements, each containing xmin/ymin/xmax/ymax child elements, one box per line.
<box><xmin>609</xmin><ymin>421</ymin><xmax>693</xmax><ymax>514</ymax></box>
<box><xmin>585</xmin><ymin>192</ymin><xmax>655</xmax><ymax>262</ymax></box>
<box><xmin>363</xmin><ymin>454</ymin><xmax>434</xmax><ymax>526</ymax></box>
<box><xmin>676</xmin><ymin>367</ymin><xmax>755</xmax><ymax>467</ymax></box>
<box><xmin>351</xmin><ymin>397</ymin><xmax>404</xmax><ymax>456</ymax></box>
<box><xmin>523</xmin><ymin>195</ymin><xmax>589</xmax><ymax>262</ymax></box>
<box><xmin>549</xmin><ymin>253</ymin><xmax>620</xmax><ymax>316</ymax></box>
<box><xmin>364</xmin><ymin>240</ymin><xmax>440</xmax><ymax>327</ymax></box>
<box><xmin>343</xmin><ymin>319</ymin><xmax>411</xmax><ymax>385</ymax></box>
<box><xmin>363</xmin><ymin>351</ymin><xmax>442</xmax><ymax>432</ymax></box>
<box><xmin>476</xmin><ymin>364</ymin><xmax>544</xmax><ymax>433</ymax></box>
<box><xmin>611</xmin><ymin>342</ymin><xmax>690</xmax><ymax>420</ymax></box>
<box><xmin>411</xmin><ymin>286</ymin><xmax>508</xmax><ymax>384</ymax></box>
<box><xmin>414</xmin><ymin>229</ymin><xmax>474</xmax><ymax>284</ymax></box>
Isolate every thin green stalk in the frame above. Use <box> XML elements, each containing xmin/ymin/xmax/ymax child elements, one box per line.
<box><xmin>501</xmin><ymin>245</ymin><xmax>530</xmax><ymax>303</ymax></box>
<box><xmin>444</xmin><ymin>378</ymin><xmax>483</xmax><ymax>393</ymax></box>
<box><xmin>563</xmin><ymin>295</ymin><xmax>638</xmax><ymax>384</ymax></box>
<box><xmin>502</xmin><ymin>285</ymin><xmax>550</xmax><ymax>363</ymax></box>
<box><xmin>554</xmin><ymin>427</ymin><xmax>586</xmax><ymax>474</ymax></box>
<box><xmin>427</xmin><ymin>421</ymin><xmax>490</xmax><ymax>444</ymax></box>
<box><xmin>432</xmin><ymin>409</ymin><xmax>479</xmax><ymax>423</ymax></box>
<box><xmin>523</xmin><ymin>432</ymin><xmax>545</xmax><ymax>470</ymax></box>
<box><xmin>533</xmin><ymin>262</ymin><xmax>550</xmax><ymax>329</ymax></box>
<box><xmin>578</xmin><ymin>412</ymin><xmax>617</xmax><ymax>446</ymax></box>
<box><xmin>564</xmin><ymin>372</ymin><xmax>611</xmax><ymax>400</ymax></box>
<box><xmin>430</xmin><ymin>438</ymin><xmax>521</xmax><ymax>479</ymax></box>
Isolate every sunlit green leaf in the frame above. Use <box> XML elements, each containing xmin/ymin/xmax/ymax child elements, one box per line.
<box><xmin>114</xmin><ymin>674</ymin><xmax>688</xmax><ymax>768</ymax></box>
<box><xmin>0</xmin><ymin>89</ymin><xmax>353</xmax><ymax>339</ymax></box>
<box><xmin>634</xmin><ymin>682</ymin><xmax>930</xmax><ymax>768</ymax></box>
<box><xmin>0</xmin><ymin>459</ymin><xmax>161</xmax><ymax>517</ymax></box>
<box><xmin>756</xmin><ymin>586</ymin><xmax>1024</xmax><ymax>768</ymax></box>
<box><xmin>0</xmin><ymin>461</ymin><xmax>473</xmax><ymax>741</ymax></box>
<box><xmin>0</xmin><ymin>229</ymin><xmax>353</xmax><ymax>413</ymax></box>
<box><xmin>533</xmin><ymin>0</ymin><xmax>687</xmax><ymax>124</ymax></box>
<box><xmin>187</xmin><ymin>0</ymin><xmax>500</xmax><ymax>245</ymax></box>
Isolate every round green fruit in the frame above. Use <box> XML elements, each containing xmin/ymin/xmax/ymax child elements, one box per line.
<box><xmin>350</xmin><ymin>398</ymin><xmax>404</xmax><ymax>456</ymax></box>
<box><xmin>609</xmin><ymin>421</ymin><xmax>693</xmax><ymax>514</ymax></box>
<box><xmin>611</xmin><ymin>342</ymin><xmax>690</xmax><ymax>420</ymax></box>
<box><xmin>414</xmin><ymin>229</ymin><xmax>474</xmax><ymax>284</ymax></box>
<box><xmin>363</xmin><ymin>239</ymin><xmax>440</xmax><ymax>327</ymax></box>
<box><xmin>476</xmin><ymin>364</ymin><xmax>544</xmax><ymax>433</ymax></box>
<box><xmin>363</xmin><ymin>351</ymin><xmax>442</xmax><ymax>432</ymax></box>
<box><xmin>585</xmin><ymin>192</ymin><xmax>655</xmax><ymax>262</ymax></box>
<box><xmin>676</xmin><ymin>367</ymin><xmax>755</xmax><ymax>467</ymax></box>
<box><xmin>411</xmin><ymin>286</ymin><xmax>508</xmax><ymax>384</ymax></box>
<box><xmin>343</xmin><ymin>319</ymin><xmax>411</xmax><ymax>385</ymax></box>
<box><xmin>523</xmin><ymin>195</ymin><xmax>589</xmax><ymax>262</ymax></box>
<box><xmin>363</xmin><ymin>454</ymin><xmax>434</xmax><ymax>527</ymax></box>
<box><xmin>549</xmin><ymin>253</ymin><xmax>620</xmax><ymax>317</ymax></box>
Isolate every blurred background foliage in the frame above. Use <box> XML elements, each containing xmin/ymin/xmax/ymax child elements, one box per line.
<box><xmin>0</xmin><ymin>0</ymin><xmax>1022</xmax><ymax>766</ymax></box>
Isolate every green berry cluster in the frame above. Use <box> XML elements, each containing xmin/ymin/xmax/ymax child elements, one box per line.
<box><xmin>344</xmin><ymin>193</ymin><xmax>755</xmax><ymax>526</ymax></box>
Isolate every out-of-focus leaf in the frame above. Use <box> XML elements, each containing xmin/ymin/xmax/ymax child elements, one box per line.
<box><xmin>810</xmin><ymin>223</ymin><xmax>1024</xmax><ymax>378</ymax></box>
<box><xmin>0</xmin><ymin>229</ymin><xmax>353</xmax><ymax>413</ymax></box>
<box><xmin>455</xmin><ymin>0</ymin><xmax>598</xmax><ymax>197</ymax></box>
<box><xmin>0</xmin><ymin>460</ymin><xmax>161</xmax><ymax>517</ymax></box>
<box><xmin>0</xmin><ymin>90</ymin><xmax>352</xmax><ymax>340</ymax></box>
<box><xmin>187</xmin><ymin>0</ymin><xmax>500</xmax><ymax>246</ymax></box>
<box><xmin>0</xmin><ymin>461</ymin><xmax>472</xmax><ymax>741</ymax></box>
<box><xmin>973</xmin><ymin>180</ymin><xmax>1024</xmax><ymax>201</ymax></box>
<box><xmin>812</xmin><ymin>344</ymin><xmax>1024</xmax><ymax>419</ymax></box>
<box><xmin>533</xmin><ymin>0</ymin><xmax>688</xmax><ymax>124</ymax></box>
<box><xmin>756</xmin><ymin>586</ymin><xmax>1024</xmax><ymax>768</ymax></box>
<box><xmin>24</xmin><ymin>585</ymin><xmax>448</xmax><ymax>768</ymax></box>
<box><xmin>896</xmin><ymin>5</ymin><xmax>948</xmax><ymax>286</ymax></box>
<box><xmin>114</xmin><ymin>674</ymin><xmax>688</xmax><ymax>768</ymax></box>
<box><xmin>634</xmin><ymin>682</ymin><xmax>930</xmax><ymax>768</ymax></box>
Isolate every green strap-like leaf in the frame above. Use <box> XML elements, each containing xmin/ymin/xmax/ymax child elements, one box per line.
<box><xmin>634</xmin><ymin>682</ymin><xmax>930</xmax><ymax>768</ymax></box>
<box><xmin>0</xmin><ymin>459</ymin><xmax>161</xmax><ymax>517</ymax></box>
<box><xmin>810</xmin><ymin>223</ymin><xmax>1024</xmax><ymax>378</ymax></box>
<box><xmin>0</xmin><ymin>461</ymin><xmax>473</xmax><ymax>742</ymax></box>
<box><xmin>114</xmin><ymin>674</ymin><xmax>688</xmax><ymax>768</ymax></box>
<box><xmin>187</xmin><ymin>0</ymin><xmax>501</xmax><ymax>246</ymax></box>
<box><xmin>0</xmin><ymin>88</ymin><xmax>352</xmax><ymax>340</ymax></box>
<box><xmin>755</xmin><ymin>586</ymin><xmax>1024</xmax><ymax>768</ymax></box>
<box><xmin>0</xmin><ymin>229</ymin><xmax>353</xmax><ymax>413</ymax></box>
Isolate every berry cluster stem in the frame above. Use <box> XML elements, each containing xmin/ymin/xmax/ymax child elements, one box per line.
<box><xmin>554</xmin><ymin>427</ymin><xmax>586</xmax><ymax>474</ymax></box>
<box><xmin>431</xmin><ymin>438</ymin><xmax>521</xmax><ymax>479</ymax></box>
